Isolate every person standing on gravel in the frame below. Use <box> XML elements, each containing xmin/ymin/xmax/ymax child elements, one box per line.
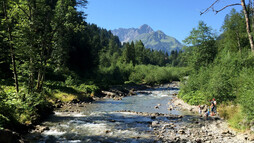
<box><xmin>211</xmin><ymin>98</ymin><xmax>216</xmax><ymax>116</ymax></box>
<box><xmin>212</xmin><ymin>98</ymin><xmax>217</xmax><ymax>115</ymax></box>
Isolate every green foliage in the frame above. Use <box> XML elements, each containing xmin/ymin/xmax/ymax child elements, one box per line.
<box><xmin>98</xmin><ymin>61</ymin><xmax>134</xmax><ymax>85</ymax></box>
<box><xmin>180</xmin><ymin>90</ymin><xmax>207</xmax><ymax>105</ymax></box>
<box><xmin>238</xmin><ymin>67</ymin><xmax>254</xmax><ymax>122</ymax></box>
<box><xmin>78</xmin><ymin>84</ymin><xmax>100</xmax><ymax>94</ymax></box>
<box><xmin>129</xmin><ymin>65</ymin><xmax>189</xmax><ymax>85</ymax></box>
<box><xmin>183</xmin><ymin>21</ymin><xmax>217</xmax><ymax>71</ymax></box>
<box><xmin>0</xmin><ymin>86</ymin><xmax>52</xmax><ymax>129</ymax></box>
<box><xmin>179</xmin><ymin>9</ymin><xmax>254</xmax><ymax>130</ymax></box>
<box><xmin>220</xmin><ymin>9</ymin><xmax>249</xmax><ymax>52</ymax></box>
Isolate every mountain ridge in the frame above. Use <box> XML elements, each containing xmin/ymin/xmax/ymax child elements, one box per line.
<box><xmin>111</xmin><ymin>24</ymin><xmax>183</xmax><ymax>54</ymax></box>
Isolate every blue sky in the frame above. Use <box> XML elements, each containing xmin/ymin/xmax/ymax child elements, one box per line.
<box><xmin>83</xmin><ymin>0</ymin><xmax>242</xmax><ymax>42</ymax></box>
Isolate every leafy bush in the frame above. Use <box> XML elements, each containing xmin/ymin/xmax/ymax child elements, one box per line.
<box><xmin>98</xmin><ymin>62</ymin><xmax>134</xmax><ymax>85</ymax></box>
<box><xmin>129</xmin><ymin>65</ymin><xmax>188</xmax><ymax>85</ymax></box>
<box><xmin>238</xmin><ymin>68</ymin><xmax>254</xmax><ymax>122</ymax></box>
<box><xmin>78</xmin><ymin>84</ymin><xmax>99</xmax><ymax>93</ymax></box>
<box><xmin>0</xmin><ymin>86</ymin><xmax>52</xmax><ymax>129</ymax></box>
<box><xmin>180</xmin><ymin>90</ymin><xmax>207</xmax><ymax>105</ymax></box>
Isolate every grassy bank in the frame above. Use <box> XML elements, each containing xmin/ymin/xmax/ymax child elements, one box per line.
<box><xmin>0</xmin><ymin>81</ymin><xmax>99</xmax><ymax>131</ymax></box>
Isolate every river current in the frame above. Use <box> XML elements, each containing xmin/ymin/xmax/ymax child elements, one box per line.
<box><xmin>25</xmin><ymin>84</ymin><xmax>184</xmax><ymax>143</ymax></box>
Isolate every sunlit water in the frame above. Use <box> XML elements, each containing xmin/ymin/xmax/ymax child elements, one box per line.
<box><xmin>25</xmin><ymin>84</ymin><xmax>183</xmax><ymax>143</ymax></box>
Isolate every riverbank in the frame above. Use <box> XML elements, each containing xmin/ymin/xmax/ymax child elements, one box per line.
<box><xmin>155</xmin><ymin>88</ymin><xmax>254</xmax><ymax>142</ymax></box>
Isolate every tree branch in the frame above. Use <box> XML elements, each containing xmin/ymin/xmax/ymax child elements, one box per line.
<box><xmin>200</xmin><ymin>0</ymin><xmax>220</xmax><ymax>15</ymax></box>
<box><xmin>17</xmin><ymin>5</ymin><xmax>31</xmax><ymax>19</ymax></box>
<box><xmin>215</xmin><ymin>3</ymin><xmax>241</xmax><ymax>14</ymax></box>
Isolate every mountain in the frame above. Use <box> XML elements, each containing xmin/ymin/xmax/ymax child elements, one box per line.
<box><xmin>111</xmin><ymin>24</ymin><xmax>183</xmax><ymax>54</ymax></box>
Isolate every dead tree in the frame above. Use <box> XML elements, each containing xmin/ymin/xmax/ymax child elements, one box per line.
<box><xmin>201</xmin><ymin>0</ymin><xmax>254</xmax><ymax>53</ymax></box>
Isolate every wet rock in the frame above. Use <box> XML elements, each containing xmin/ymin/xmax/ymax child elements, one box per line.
<box><xmin>113</xmin><ymin>97</ymin><xmax>122</xmax><ymax>100</ymax></box>
<box><xmin>71</xmin><ymin>99</ymin><xmax>79</xmax><ymax>104</ymax></box>
<box><xmin>162</xmin><ymin>124</ymin><xmax>173</xmax><ymax>130</ymax></box>
<box><xmin>102</xmin><ymin>90</ymin><xmax>118</xmax><ymax>98</ymax></box>
<box><xmin>221</xmin><ymin>130</ymin><xmax>230</xmax><ymax>135</ymax></box>
<box><xmin>174</xmin><ymin>137</ymin><xmax>180</xmax><ymax>142</ymax></box>
<box><xmin>178</xmin><ymin>130</ymin><xmax>185</xmax><ymax>134</ymax></box>
<box><xmin>154</xmin><ymin>106</ymin><xmax>159</xmax><ymax>109</ymax></box>
<box><xmin>35</xmin><ymin>125</ymin><xmax>50</xmax><ymax>133</ymax></box>
<box><xmin>128</xmin><ymin>89</ymin><xmax>136</xmax><ymax>95</ymax></box>
<box><xmin>151</xmin><ymin>116</ymin><xmax>156</xmax><ymax>119</ymax></box>
<box><xmin>168</xmin><ymin>107</ymin><xmax>173</xmax><ymax>110</ymax></box>
<box><xmin>109</xmin><ymin>119</ymin><xmax>116</xmax><ymax>122</ymax></box>
<box><xmin>195</xmin><ymin>138</ymin><xmax>202</xmax><ymax>143</ymax></box>
<box><xmin>105</xmin><ymin>130</ymin><xmax>111</xmax><ymax>134</ymax></box>
<box><xmin>152</xmin><ymin>121</ymin><xmax>159</xmax><ymax>126</ymax></box>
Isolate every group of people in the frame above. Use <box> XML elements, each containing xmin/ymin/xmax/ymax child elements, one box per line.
<box><xmin>199</xmin><ymin>98</ymin><xmax>217</xmax><ymax>117</ymax></box>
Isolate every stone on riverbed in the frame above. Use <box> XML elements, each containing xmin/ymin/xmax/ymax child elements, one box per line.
<box><xmin>152</xmin><ymin>121</ymin><xmax>159</xmax><ymax>126</ymax></box>
<box><xmin>248</xmin><ymin>134</ymin><xmax>254</xmax><ymax>141</ymax></box>
<box><xmin>178</xmin><ymin>129</ymin><xmax>185</xmax><ymax>134</ymax></box>
<box><xmin>35</xmin><ymin>125</ymin><xmax>50</xmax><ymax>133</ymax></box>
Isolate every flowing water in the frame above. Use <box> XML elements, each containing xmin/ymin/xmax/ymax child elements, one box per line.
<box><xmin>25</xmin><ymin>84</ymin><xmax>185</xmax><ymax>143</ymax></box>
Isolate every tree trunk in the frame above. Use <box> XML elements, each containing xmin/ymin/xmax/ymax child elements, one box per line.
<box><xmin>9</xmin><ymin>30</ymin><xmax>19</xmax><ymax>93</ymax></box>
<box><xmin>36</xmin><ymin>61</ymin><xmax>46</xmax><ymax>92</ymax></box>
<box><xmin>3</xmin><ymin>0</ymin><xmax>19</xmax><ymax>93</ymax></box>
<box><xmin>236</xmin><ymin>32</ymin><xmax>241</xmax><ymax>52</ymax></box>
<box><xmin>29</xmin><ymin>57</ymin><xmax>34</xmax><ymax>93</ymax></box>
<box><xmin>251</xmin><ymin>0</ymin><xmax>254</xmax><ymax>33</ymax></box>
<box><xmin>241</xmin><ymin>0</ymin><xmax>254</xmax><ymax>53</ymax></box>
<box><xmin>36</xmin><ymin>68</ymin><xmax>42</xmax><ymax>91</ymax></box>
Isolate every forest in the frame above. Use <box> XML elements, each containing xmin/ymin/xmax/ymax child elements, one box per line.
<box><xmin>0</xmin><ymin>0</ymin><xmax>186</xmax><ymax>131</ymax></box>
<box><xmin>0</xmin><ymin>0</ymin><xmax>254</xmax><ymax>134</ymax></box>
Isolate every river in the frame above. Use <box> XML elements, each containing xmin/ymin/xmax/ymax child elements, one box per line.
<box><xmin>24</xmin><ymin>83</ymin><xmax>185</xmax><ymax>143</ymax></box>
<box><xmin>24</xmin><ymin>83</ymin><xmax>249</xmax><ymax>143</ymax></box>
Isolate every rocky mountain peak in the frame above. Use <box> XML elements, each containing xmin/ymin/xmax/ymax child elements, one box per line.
<box><xmin>111</xmin><ymin>25</ymin><xmax>183</xmax><ymax>54</ymax></box>
<box><xmin>138</xmin><ymin>24</ymin><xmax>154</xmax><ymax>34</ymax></box>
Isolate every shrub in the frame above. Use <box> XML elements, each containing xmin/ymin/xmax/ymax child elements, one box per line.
<box><xmin>78</xmin><ymin>84</ymin><xmax>100</xmax><ymax>95</ymax></box>
<box><xmin>218</xmin><ymin>103</ymin><xmax>245</xmax><ymax>130</ymax></box>
<box><xmin>0</xmin><ymin>86</ymin><xmax>52</xmax><ymax>129</ymax></box>
<box><xmin>238</xmin><ymin>68</ymin><xmax>254</xmax><ymax>122</ymax></box>
<box><xmin>129</xmin><ymin>65</ymin><xmax>188</xmax><ymax>85</ymax></box>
